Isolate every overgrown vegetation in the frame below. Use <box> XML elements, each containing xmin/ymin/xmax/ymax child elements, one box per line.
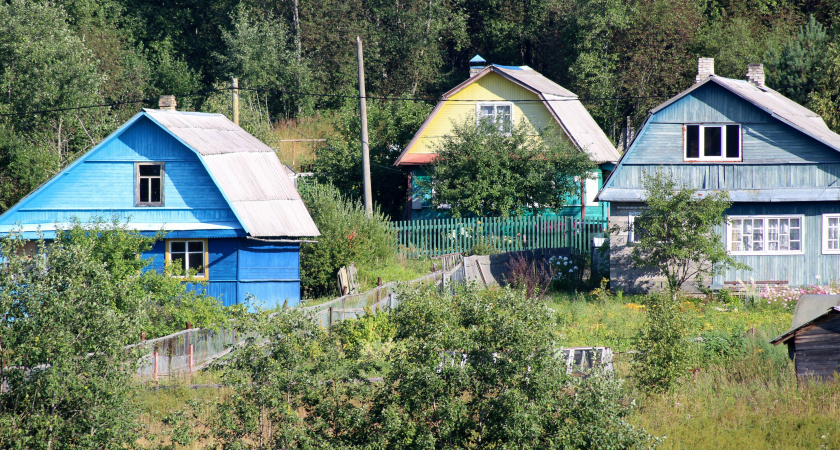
<box><xmin>198</xmin><ymin>285</ymin><xmax>657</xmax><ymax>448</ymax></box>
<box><xmin>631</xmin><ymin>171</ymin><xmax>744</xmax><ymax>299</ymax></box>
<box><xmin>298</xmin><ymin>181</ymin><xmax>398</xmax><ymax>298</ymax></box>
<box><xmin>424</xmin><ymin>121</ymin><xmax>594</xmax><ymax>217</ymax></box>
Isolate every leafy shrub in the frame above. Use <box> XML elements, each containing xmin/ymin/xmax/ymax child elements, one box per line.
<box><xmin>299</xmin><ymin>181</ymin><xmax>396</xmax><ymax>298</ymax></box>
<box><xmin>632</xmin><ymin>296</ymin><xmax>691</xmax><ymax>393</ymax></box>
<box><xmin>695</xmin><ymin>329</ymin><xmax>748</xmax><ymax>366</ymax></box>
<box><xmin>331</xmin><ymin>306</ymin><xmax>396</xmax><ymax>356</ymax></box>
<box><xmin>504</xmin><ymin>252</ymin><xmax>555</xmax><ymax>298</ymax></box>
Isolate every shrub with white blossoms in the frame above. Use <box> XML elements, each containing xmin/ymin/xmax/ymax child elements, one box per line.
<box><xmin>548</xmin><ymin>254</ymin><xmax>585</xmax><ymax>288</ymax></box>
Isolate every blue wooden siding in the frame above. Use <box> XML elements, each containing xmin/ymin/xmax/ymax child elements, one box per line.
<box><xmin>713</xmin><ymin>202</ymin><xmax>840</xmax><ymax>287</ymax></box>
<box><xmin>142</xmin><ymin>238</ymin><xmax>300</xmax><ymax>308</ymax></box>
<box><xmin>622</xmin><ymin>84</ymin><xmax>840</xmax><ymax>169</ymax></box>
<box><xmin>609</xmin><ymin>164</ymin><xmax>840</xmax><ymax>190</ymax></box>
<box><xmin>0</xmin><ymin>116</ymin><xmax>238</xmax><ymax>228</ymax></box>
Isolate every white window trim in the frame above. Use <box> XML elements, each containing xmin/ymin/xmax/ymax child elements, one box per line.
<box><xmin>822</xmin><ymin>214</ymin><xmax>840</xmax><ymax>254</ymax></box>
<box><xmin>628</xmin><ymin>212</ymin><xmax>642</xmax><ymax>244</ymax></box>
<box><xmin>727</xmin><ymin>215</ymin><xmax>804</xmax><ymax>256</ymax></box>
<box><xmin>683</xmin><ymin>123</ymin><xmax>742</xmax><ymax>162</ymax></box>
<box><xmin>476</xmin><ymin>101</ymin><xmax>514</xmax><ymax>133</ymax></box>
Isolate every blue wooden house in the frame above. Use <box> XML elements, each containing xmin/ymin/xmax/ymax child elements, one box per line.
<box><xmin>0</xmin><ymin>97</ymin><xmax>320</xmax><ymax>307</ymax></box>
<box><xmin>598</xmin><ymin>59</ymin><xmax>840</xmax><ymax>292</ymax></box>
<box><xmin>395</xmin><ymin>56</ymin><xmax>620</xmax><ymax>220</ymax></box>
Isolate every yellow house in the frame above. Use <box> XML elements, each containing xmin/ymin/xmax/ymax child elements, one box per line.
<box><xmin>394</xmin><ymin>56</ymin><xmax>620</xmax><ymax>220</ymax></box>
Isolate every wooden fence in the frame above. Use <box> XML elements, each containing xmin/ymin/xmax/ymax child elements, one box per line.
<box><xmin>395</xmin><ymin>215</ymin><xmax>608</xmax><ymax>258</ymax></box>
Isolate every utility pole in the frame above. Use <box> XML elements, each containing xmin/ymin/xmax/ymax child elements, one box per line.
<box><xmin>231</xmin><ymin>77</ymin><xmax>240</xmax><ymax>126</ymax></box>
<box><xmin>357</xmin><ymin>36</ymin><xmax>373</xmax><ymax>216</ymax></box>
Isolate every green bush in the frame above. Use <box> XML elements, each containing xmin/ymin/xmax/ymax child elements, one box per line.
<box><xmin>299</xmin><ymin>181</ymin><xmax>396</xmax><ymax>298</ymax></box>
<box><xmin>632</xmin><ymin>296</ymin><xmax>691</xmax><ymax>393</ymax></box>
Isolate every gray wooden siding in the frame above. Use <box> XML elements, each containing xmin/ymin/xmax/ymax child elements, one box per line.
<box><xmin>714</xmin><ymin>203</ymin><xmax>840</xmax><ymax>287</ymax></box>
<box><xmin>793</xmin><ymin>314</ymin><xmax>840</xmax><ymax>379</ymax></box>
<box><xmin>609</xmin><ymin>164</ymin><xmax>840</xmax><ymax>190</ymax></box>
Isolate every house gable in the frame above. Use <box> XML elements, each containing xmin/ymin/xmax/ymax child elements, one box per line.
<box><xmin>397</xmin><ymin>70</ymin><xmax>568</xmax><ymax>165</ymax></box>
<box><xmin>0</xmin><ymin>114</ymin><xmax>241</xmax><ymax>237</ymax></box>
<box><xmin>601</xmin><ymin>82</ymin><xmax>840</xmax><ymax>198</ymax></box>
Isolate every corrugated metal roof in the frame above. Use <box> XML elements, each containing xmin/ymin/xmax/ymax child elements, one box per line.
<box><xmin>493</xmin><ymin>66</ymin><xmax>578</xmax><ymax>98</ymax></box>
<box><xmin>651</xmin><ymin>77</ymin><xmax>840</xmax><ymax>153</ymax></box>
<box><xmin>544</xmin><ymin>95</ymin><xmax>622</xmax><ymax>163</ymax></box>
<box><xmin>144</xmin><ymin>109</ymin><xmax>320</xmax><ymax>238</ymax></box>
<box><xmin>771</xmin><ymin>296</ymin><xmax>840</xmax><ymax>344</ymax></box>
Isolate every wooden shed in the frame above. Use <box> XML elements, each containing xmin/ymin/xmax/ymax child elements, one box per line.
<box><xmin>771</xmin><ymin>294</ymin><xmax>840</xmax><ymax>380</ymax></box>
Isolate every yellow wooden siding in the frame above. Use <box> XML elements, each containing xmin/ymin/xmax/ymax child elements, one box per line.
<box><xmin>406</xmin><ymin>72</ymin><xmax>565</xmax><ymax>156</ymax></box>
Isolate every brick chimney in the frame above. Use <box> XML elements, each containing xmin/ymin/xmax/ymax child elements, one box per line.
<box><xmin>158</xmin><ymin>95</ymin><xmax>177</xmax><ymax>111</ymax></box>
<box><xmin>746</xmin><ymin>63</ymin><xmax>765</xmax><ymax>87</ymax></box>
<box><xmin>469</xmin><ymin>55</ymin><xmax>487</xmax><ymax>78</ymax></box>
<box><xmin>696</xmin><ymin>58</ymin><xmax>715</xmax><ymax>83</ymax></box>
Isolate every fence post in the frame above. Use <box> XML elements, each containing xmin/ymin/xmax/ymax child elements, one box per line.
<box><xmin>328</xmin><ymin>306</ymin><xmax>333</xmax><ymax>327</ymax></box>
<box><xmin>186</xmin><ymin>322</ymin><xmax>194</xmax><ymax>375</ymax></box>
<box><xmin>153</xmin><ymin>350</ymin><xmax>159</xmax><ymax>381</ymax></box>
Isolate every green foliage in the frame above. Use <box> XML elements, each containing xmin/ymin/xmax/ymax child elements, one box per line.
<box><xmin>632</xmin><ymin>296</ymin><xmax>691</xmax><ymax>393</ymax></box>
<box><xmin>209</xmin><ymin>285</ymin><xmax>657</xmax><ymax>448</ymax></box>
<box><xmin>331</xmin><ymin>307</ymin><xmax>396</xmax><ymax>356</ymax></box>
<box><xmin>314</xmin><ymin>98</ymin><xmax>433</xmax><ymax>219</ymax></box>
<box><xmin>359</xmin><ymin>285</ymin><xmax>656</xmax><ymax>448</ymax></box>
<box><xmin>632</xmin><ymin>170</ymin><xmax>744</xmax><ymax>299</ymax></box>
<box><xmin>218</xmin><ymin>5</ymin><xmax>314</xmax><ymax>117</ymax></box>
<box><xmin>425</xmin><ymin>120</ymin><xmax>594</xmax><ymax>218</ymax></box>
<box><xmin>766</xmin><ymin>15</ymin><xmax>828</xmax><ymax>105</ymax></box>
<box><xmin>0</xmin><ymin>226</ymin><xmax>146</xmax><ymax>446</ymax></box>
<box><xmin>299</xmin><ymin>181</ymin><xmax>396</xmax><ymax>298</ymax></box>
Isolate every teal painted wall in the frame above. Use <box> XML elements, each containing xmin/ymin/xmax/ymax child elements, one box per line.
<box><xmin>713</xmin><ymin>202</ymin><xmax>840</xmax><ymax>287</ymax></box>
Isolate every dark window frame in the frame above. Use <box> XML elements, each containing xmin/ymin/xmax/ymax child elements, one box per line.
<box><xmin>135</xmin><ymin>162</ymin><xmax>165</xmax><ymax>206</ymax></box>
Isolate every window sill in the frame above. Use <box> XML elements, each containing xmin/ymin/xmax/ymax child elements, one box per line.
<box><xmin>728</xmin><ymin>251</ymin><xmax>804</xmax><ymax>256</ymax></box>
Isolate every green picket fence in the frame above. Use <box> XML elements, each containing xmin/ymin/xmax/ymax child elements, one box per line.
<box><xmin>395</xmin><ymin>215</ymin><xmax>609</xmax><ymax>258</ymax></box>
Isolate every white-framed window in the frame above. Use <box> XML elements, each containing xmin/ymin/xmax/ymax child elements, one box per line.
<box><xmin>135</xmin><ymin>162</ymin><xmax>165</xmax><ymax>206</ymax></box>
<box><xmin>727</xmin><ymin>215</ymin><xmax>803</xmax><ymax>255</ymax></box>
<box><xmin>166</xmin><ymin>239</ymin><xmax>208</xmax><ymax>280</ymax></box>
<box><xmin>684</xmin><ymin>124</ymin><xmax>741</xmax><ymax>161</ymax></box>
<box><xmin>822</xmin><ymin>214</ymin><xmax>840</xmax><ymax>254</ymax></box>
<box><xmin>476</xmin><ymin>102</ymin><xmax>513</xmax><ymax>133</ymax></box>
<box><xmin>628</xmin><ymin>212</ymin><xmax>645</xmax><ymax>244</ymax></box>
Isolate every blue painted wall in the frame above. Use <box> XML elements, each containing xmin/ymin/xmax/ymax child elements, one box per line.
<box><xmin>1</xmin><ymin>112</ymin><xmax>305</xmax><ymax>308</ymax></box>
<box><xmin>0</xmin><ymin>116</ymin><xmax>238</xmax><ymax>227</ymax></box>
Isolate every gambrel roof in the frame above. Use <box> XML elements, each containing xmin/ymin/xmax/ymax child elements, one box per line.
<box><xmin>143</xmin><ymin>109</ymin><xmax>319</xmax><ymax>237</ymax></box>
<box><xmin>0</xmin><ymin>109</ymin><xmax>320</xmax><ymax>238</ymax></box>
<box><xmin>394</xmin><ymin>64</ymin><xmax>619</xmax><ymax>166</ymax></box>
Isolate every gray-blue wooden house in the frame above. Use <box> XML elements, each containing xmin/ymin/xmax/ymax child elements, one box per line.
<box><xmin>0</xmin><ymin>98</ymin><xmax>320</xmax><ymax>307</ymax></box>
<box><xmin>598</xmin><ymin>59</ymin><xmax>840</xmax><ymax>292</ymax></box>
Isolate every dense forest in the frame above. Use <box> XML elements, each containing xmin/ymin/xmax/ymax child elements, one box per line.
<box><xmin>2</xmin><ymin>0</ymin><xmax>840</xmax><ymax>215</ymax></box>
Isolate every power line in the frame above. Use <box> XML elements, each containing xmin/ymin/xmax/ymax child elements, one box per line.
<box><xmin>1</xmin><ymin>79</ymin><xmax>831</xmax><ymax>119</ymax></box>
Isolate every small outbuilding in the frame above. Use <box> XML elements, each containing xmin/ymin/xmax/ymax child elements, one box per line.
<box><xmin>771</xmin><ymin>295</ymin><xmax>840</xmax><ymax>380</ymax></box>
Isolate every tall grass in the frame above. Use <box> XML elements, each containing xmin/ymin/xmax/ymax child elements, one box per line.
<box><xmin>549</xmin><ymin>290</ymin><xmax>840</xmax><ymax>449</ymax></box>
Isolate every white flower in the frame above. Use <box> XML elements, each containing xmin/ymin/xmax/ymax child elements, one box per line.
<box><xmin>573</xmin><ymin>266</ymin><xmax>578</xmax><ymax>270</ymax></box>
<box><xmin>569</xmin><ymin>269</ymin><xmax>574</xmax><ymax>273</ymax></box>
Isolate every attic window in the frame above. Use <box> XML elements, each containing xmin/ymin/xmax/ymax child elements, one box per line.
<box><xmin>684</xmin><ymin>124</ymin><xmax>741</xmax><ymax>161</ymax></box>
<box><xmin>476</xmin><ymin>102</ymin><xmax>513</xmax><ymax>133</ymax></box>
<box><xmin>135</xmin><ymin>162</ymin><xmax>164</xmax><ymax>206</ymax></box>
